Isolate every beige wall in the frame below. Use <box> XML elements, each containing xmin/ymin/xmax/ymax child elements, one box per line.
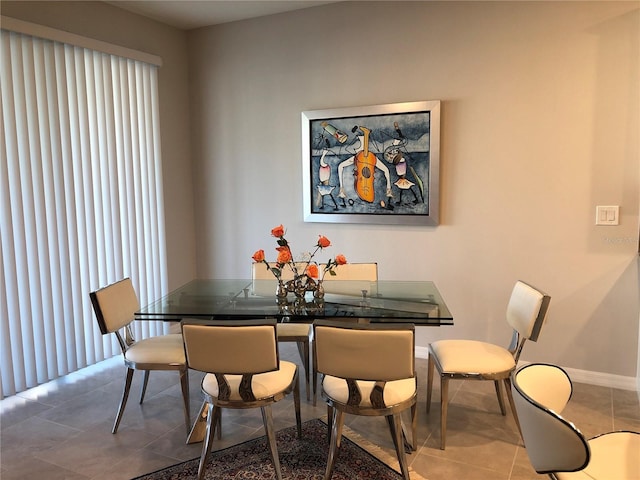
<box><xmin>187</xmin><ymin>1</ymin><xmax>639</xmax><ymax>384</ymax></box>
<box><xmin>1</xmin><ymin>0</ymin><xmax>198</xmax><ymax>288</ymax></box>
<box><xmin>3</xmin><ymin>1</ymin><xmax>639</xmax><ymax>385</ymax></box>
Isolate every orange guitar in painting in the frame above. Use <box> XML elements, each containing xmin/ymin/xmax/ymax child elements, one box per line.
<box><xmin>353</xmin><ymin>126</ymin><xmax>377</xmax><ymax>202</ymax></box>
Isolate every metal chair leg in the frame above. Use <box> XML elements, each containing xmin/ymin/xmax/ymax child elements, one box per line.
<box><xmin>387</xmin><ymin>413</ymin><xmax>411</xmax><ymax>480</ymax></box>
<box><xmin>409</xmin><ymin>402</ymin><xmax>418</xmax><ymax>451</ymax></box>
<box><xmin>113</xmin><ymin>367</ymin><xmax>134</xmax><ymax>434</ymax></box>
<box><xmin>426</xmin><ymin>354</ymin><xmax>434</xmax><ymax>413</ymax></box>
<box><xmin>504</xmin><ymin>377</ymin><xmax>523</xmax><ymax>442</ymax></box>
<box><xmin>179</xmin><ymin>368</ymin><xmax>191</xmax><ymax>434</ymax></box>
<box><xmin>295</xmin><ymin>340</ymin><xmax>310</xmax><ymax>401</ymax></box>
<box><xmin>292</xmin><ymin>370</ymin><xmax>302</xmax><ymax>438</ymax></box>
<box><xmin>440</xmin><ymin>376</ymin><xmax>449</xmax><ymax>450</ymax></box>
<box><xmin>324</xmin><ymin>408</ymin><xmax>344</xmax><ymax>480</ymax></box>
<box><xmin>139</xmin><ymin>370</ymin><xmax>150</xmax><ymax>404</ymax></box>
<box><xmin>494</xmin><ymin>380</ymin><xmax>507</xmax><ymax>415</ymax></box>
<box><xmin>261</xmin><ymin>406</ymin><xmax>283</xmax><ymax>480</ymax></box>
<box><xmin>197</xmin><ymin>403</ymin><xmax>217</xmax><ymax>480</ymax></box>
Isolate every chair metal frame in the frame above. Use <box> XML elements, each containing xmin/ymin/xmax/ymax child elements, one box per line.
<box><xmin>89</xmin><ymin>277</ymin><xmax>190</xmax><ymax>434</ymax></box>
<box><xmin>313</xmin><ymin>319</ymin><xmax>417</xmax><ymax>480</ymax></box>
<box><xmin>181</xmin><ymin>318</ymin><xmax>302</xmax><ymax>480</ymax></box>
<box><xmin>426</xmin><ymin>280</ymin><xmax>551</xmax><ymax>449</ymax></box>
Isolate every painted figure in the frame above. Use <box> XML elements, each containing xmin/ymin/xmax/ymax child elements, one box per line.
<box><xmin>337</xmin><ymin>126</ymin><xmax>392</xmax><ymax>205</ymax></box>
<box><xmin>384</xmin><ymin>122</ymin><xmax>423</xmax><ymax>205</ymax></box>
<box><xmin>316</xmin><ymin>147</ymin><xmax>339</xmax><ymax>210</ymax></box>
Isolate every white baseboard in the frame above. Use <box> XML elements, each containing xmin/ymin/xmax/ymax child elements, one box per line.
<box><xmin>415</xmin><ymin>346</ymin><xmax>639</xmax><ymax>392</ymax></box>
<box><xmin>557</xmin><ymin>366</ymin><xmax>638</xmax><ymax>392</ymax></box>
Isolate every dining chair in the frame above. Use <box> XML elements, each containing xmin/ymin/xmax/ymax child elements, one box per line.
<box><xmin>89</xmin><ymin>278</ymin><xmax>190</xmax><ymax>434</ymax></box>
<box><xmin>313</xmin><ymin>320</ymin><xmax>417</xmax><ymax>480</ymax></box>
<box><xmin>426</xmin><ymin>280</ymin><xmax>551</xmax><ymax>449</ymax></box>
<box><xmin>512</xmin><ymin>363</ymin><xmax>640</xmax><ymax>479</ymax></box>
<box><xmin>311</xmin><ymin>262</ymin><xmax>378</xmax><ymax>404</ymax></box>
<box><xmin>181</xmin><ymin>319</ymin><xmax>302</xmax><ymax>480</ymax></box>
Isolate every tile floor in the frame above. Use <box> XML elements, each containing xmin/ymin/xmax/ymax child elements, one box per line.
<box><xmin>1</xmin><ymin>344</ymin><xmax>639</xmax><ymax>480</ymax></box>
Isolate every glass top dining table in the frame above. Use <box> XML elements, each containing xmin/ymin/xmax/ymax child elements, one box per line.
<box><xmin>135</xmin><ymin>279</ymin><xmax>453</xmax><ymax>326</ymax></box>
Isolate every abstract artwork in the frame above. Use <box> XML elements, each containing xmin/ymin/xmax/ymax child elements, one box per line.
<box><xmin>302</xmin><ymin>100</ymin><xmax>440</xmax><ymax>226</ymax></box>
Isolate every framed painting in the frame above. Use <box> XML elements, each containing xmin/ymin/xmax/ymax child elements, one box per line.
<box><xmin>301</xmin><ymin>100</ymin><xmax>440</xmax><ymax>226</ymax></box>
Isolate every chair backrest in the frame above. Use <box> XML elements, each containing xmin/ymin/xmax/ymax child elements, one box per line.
<box><xmin>314</xmin><ymin>320</ymin><xmax>414</xmax><ymax>382</ymax></box>
<box><xmin>181</xmin><ymin>319</ymin><xmax>279</xmax><ymax>375</ymax></box>
<box><xmin>89</xmin><ymin>278</ymin><xmax>139</xmax><ymax>335</ymax></box>
<box><xmin>251</xmin><ymin>261</ymin><xmax>307</xmax><ymax>296</ymax></box>
<box><xmin>320</xmin><ymin>262</ymin><xmax>378</xmax><ymax>295</ymax></box>
<box><xmin>512</xmin><ymin>363</ymin><xmax>590</xmax><ymax>474</ymax></box>
<box><xmin>251</xmin><ymin>261</ymin><xmax>308</xmax><ymax>282</ymax></box>
<box><xmin>251</xmin><ymin>262</ymin><xmax>378</xmax><ymax>296</ymax></box>
<box><xmin>506</xmin><ymin>281</ymin><xmax>551</xmax><ymax>353</ymax></box>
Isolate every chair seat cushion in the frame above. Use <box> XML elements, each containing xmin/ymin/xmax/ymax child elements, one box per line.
<box><xmin>556</xmin><ymin>431</ymin><xmax>640</xmax><ymax>480</ymax></box>
<box><xmin>322</xmin><ymin>376</ymin><xmax>416</xmax><ymax>407</ymax></box>
<box><xmin>202</xmin><ymin>360</ymin><xmax>297</xmax><ymax>400</ymax></box>
<box><xmin>124</xmin><ymin>333</ymin><xmax>186</xmax><ymax>365</ymax></box>
<box><xmin>431</xmin><ymin>339</ymin><xmax>515</xmax><ymax>375</ymax></box>
<box><xmin>276</xmin><ymin>323</ymin><xmax>311</xmax><ymax>338</ymax></box>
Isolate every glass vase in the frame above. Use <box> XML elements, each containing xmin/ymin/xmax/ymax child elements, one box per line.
<box><xmin>313</xmin><ymin>281</ymin><xmax>325</xmax><ymax>299</ymax></box>
<box><xmin>275</xmin><ymin>280</ymin><xmax>287</xmax><ymax>299</ymax></box>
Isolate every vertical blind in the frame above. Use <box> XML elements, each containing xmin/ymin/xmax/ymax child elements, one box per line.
<box><xmin>0</xmin><ymin>29</ymin><xmax>169</xmax><ymax>398</ymax></box>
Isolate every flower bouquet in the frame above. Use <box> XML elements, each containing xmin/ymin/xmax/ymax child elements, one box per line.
<box><xmin>252</xmin><ymin>224</ymin><xmax>347</xmax><ymax>300</ymax></box>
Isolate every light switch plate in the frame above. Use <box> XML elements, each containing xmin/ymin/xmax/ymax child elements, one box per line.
<box><xmin>595</xmin><ymin>206</ymin><xmax>619</xmax><ymax>225</ymax></box>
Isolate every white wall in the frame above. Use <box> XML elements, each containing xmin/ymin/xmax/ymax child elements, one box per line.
<box><xmin>186</xmin><ymin>1</ymin><xmax>639</xmax><ymax>385</ymax></box>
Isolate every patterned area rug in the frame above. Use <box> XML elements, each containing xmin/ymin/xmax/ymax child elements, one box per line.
<box><xmin>133</xmin><ymin>418</ymin><xmax>427</xmax><ymax>479</ymax></box>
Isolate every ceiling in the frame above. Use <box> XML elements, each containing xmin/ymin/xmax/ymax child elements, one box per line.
<box><xmin>106</xmin><ymin>1</ymin><xmax>341</xmax><ymax>30</ymax></box>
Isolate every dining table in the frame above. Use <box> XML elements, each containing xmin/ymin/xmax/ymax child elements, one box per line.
<box><xmin>135</xmin><ymin>278</ymin><xmax>454</xmax><ymax>325</ymax></box>
<box><xmin>135</xmin><ymin>278</ymin><xmax>453</xmax><ymax>444</ymax></box>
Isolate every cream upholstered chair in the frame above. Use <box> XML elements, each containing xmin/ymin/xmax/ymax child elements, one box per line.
<box><xmin>89</xmin><ymin>278</ymin><xmax>190</xmax><ymax>434</ymax></box>
<box><xmin>313</xmin><ymin>320</ymin><xmax>417</xmax><ymax>480</ymax></box>
<box><xmin>311</xmin><ymin>262</ymin><xmax>378</xmax><ymax>404</ymax></box>
<box><xmin>181</xmin><ymin>319</ymin><xmax>301</xmax><ymax>480</ymax></box>
<box><xmin>512</xmin><ymin>363</ymin><xmax>640</xmax><ymax>479</ymax></box>
<box><xmin>252</xmin><ymin>262</ymin><xmax>378</xmax><ymax>403</ymax></box>
<box><xmin>426</xmin><ymin>280</ymin><xmax>551</xmax><ymax>449</ymax></box>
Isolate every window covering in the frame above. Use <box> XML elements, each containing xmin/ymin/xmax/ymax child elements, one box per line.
<box><xmin>1</xmin><ymin>16</ymin><xmax>162</xmax><ymax>66</ymax></box>
<box><xmin>0</xmin><ymin>27</ymin><xmax>168</xmax><ymax>398</ymax></box>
